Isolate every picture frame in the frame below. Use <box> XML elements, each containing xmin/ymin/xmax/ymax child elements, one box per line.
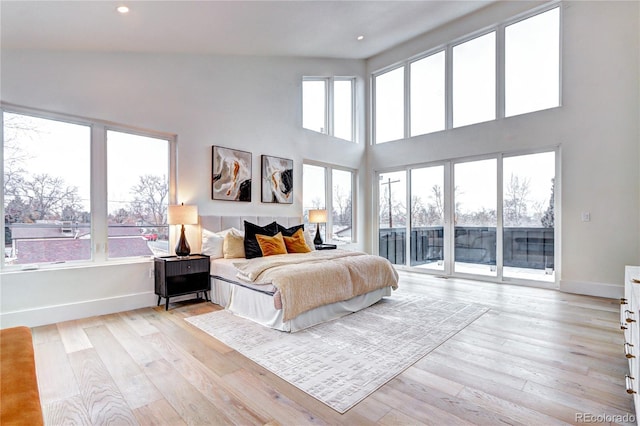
<box><xmin>211</xmin><ymin>146</ymin><xmax>252</xmax><ymax>202</ymax></box>
<box><xmin>261</xmin><ymin>155</ymin><xmax>293</xmax><ymax>204</ymax></box>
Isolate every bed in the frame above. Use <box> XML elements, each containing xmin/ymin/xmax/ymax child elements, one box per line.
<box><xmin>200</xmin><ymin>215</ymin><xmax>399</xmax><ymax>332</ymax></box>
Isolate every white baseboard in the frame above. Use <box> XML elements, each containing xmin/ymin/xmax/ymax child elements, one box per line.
<box><xmin>559</xmin><ymin>279</ymin><xmax>623</xmax><ymax>299</ymax></box>
<box><xmin>0</xmin><ymin>291</ymin><xmax>158</xmax><ymax>328</ymax></box>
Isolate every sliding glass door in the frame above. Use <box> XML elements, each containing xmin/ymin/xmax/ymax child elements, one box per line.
<box><xmin>502</xmin><ymin>152</ymin><xmax>555</xmax><ymax>282</ymax></box>
<box><xmin>377</xmin><ymin>150</ymin><xmax>556</xmax><ymax>284</ymax></box>
<box><xmin>454</xmin><ymin>159</ymin><xmax>497</xmax><ymax>277</ymax></box>
<box><xmin>410</xmin><ymin>165</ymin><xmax>445</xmax><ymax>271</ymax></box>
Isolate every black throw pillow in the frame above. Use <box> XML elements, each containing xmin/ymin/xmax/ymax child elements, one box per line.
<box><xmin>277</xmin><ymin>223</ymin><xmax>304</xmax><ymax>237</ymax></box>
<box><xmin>244</xmin><ymin>220</ymin><xmax>279</xmax><ymax>259</ymax></box>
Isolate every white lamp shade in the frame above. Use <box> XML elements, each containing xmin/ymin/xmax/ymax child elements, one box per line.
<box><xmin>308</xmin><ymin>209</ymin><xmax>328</xmax><ymax>224</ymax></box>
<box><xmin>168</xmin><ymin>204</ymin><xmax>198</xmax><ymax>225</ymax></box>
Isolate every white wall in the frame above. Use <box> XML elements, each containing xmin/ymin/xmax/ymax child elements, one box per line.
<box><xmin>365</xmin><ymin>1</ymin><xmax>640</xmax><ymax>298</ymax></box>
<box><xmin>0</xmin><ymin>52</ymin><xmax>366</xmax><ymax>327</ymax></box>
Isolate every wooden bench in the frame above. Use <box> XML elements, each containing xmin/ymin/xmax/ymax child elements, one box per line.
<box><xmin>0</xmin><ymin>326</ymin><xmax>44</xmax><ymax>425</ymax></box>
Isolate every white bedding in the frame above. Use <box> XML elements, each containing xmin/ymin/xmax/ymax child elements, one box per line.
<box><xmin>209</xmin><ymin>253</ymin><xmax>397</xmax><ymax>332</ymax></box>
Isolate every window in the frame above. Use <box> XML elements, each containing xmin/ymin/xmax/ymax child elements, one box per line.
<box><xmin>3</xmin><ymin>112</ymin><xmax>91</xmax><ymax>265</ymax></box>
<box><xmin>107</xmin><ymin>130</ymin><xmax>170</xmax><ymax>259</ymax></box>
<box><xmin>332</xmin><ymin>169</ymin><xmax>353</xmax><ymax>242</ymax></box>
<box><xmin>374</xmin><ymin>67</ymin><xmax>405</xmax><ymax>144</ymax></box>
<box><xmin>303</xmin><ymin>163</ymin><xmax>354</xmax><ymax>244</ymax></box>
<box><xmin>371</xmin><ymin>5</ymin><xmax>560</xmax><ymax>142</ymax></box>
<box><xmin>2</xmin><ymin>108</ymin><xmax>175</xmax><ymax>269</ymax></box>
<box><xmin>302</xmin><ymin>77</ymin><xmax>355</xmax><ymax>142</ymax></box>
<box><xmin>505</xmin><ymin>8</ymin><xmax>560</xmax><ymax>117</ymax></box>
<box><xmin>302</xmin><ymin>79</ymin><xmax>326</xmax><ymax>133</ymax></box>
<box><xmin>452</xmin><ymin>32</ymin><xmax>496</xmax><ymax>128</ymax></box>
<box><xmin>410</xmin><ymin>51</ymin><xmax>445</xmax><ymax>137</ymax></box>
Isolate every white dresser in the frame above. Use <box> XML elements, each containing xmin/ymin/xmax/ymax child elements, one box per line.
<box><xmin>622</xmin><ymin>265</ymin><xmax>640</xmax><ymax>417</ymax></box>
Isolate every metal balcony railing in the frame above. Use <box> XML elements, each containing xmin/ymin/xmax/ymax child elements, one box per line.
<box><xmin>379</xmin><ymin>226</ymin><xmax>554</xmax><ymax>270</ymax></box>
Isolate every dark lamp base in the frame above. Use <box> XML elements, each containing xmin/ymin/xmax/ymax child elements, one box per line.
<box><xmin>175</xmin><ymin>224</ymin><xmax>191</xmax><ymax>257</ymax></box>
<box><xmin>314</xmin><ymin>223</ymin><xmax>323</xmax><ymax>245</ymax></box>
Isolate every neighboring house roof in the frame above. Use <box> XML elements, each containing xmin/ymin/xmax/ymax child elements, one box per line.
<box><xmin>13</xmin><ymin>237</ymin><xmax>154</xmax><ymax>264</ymax></box>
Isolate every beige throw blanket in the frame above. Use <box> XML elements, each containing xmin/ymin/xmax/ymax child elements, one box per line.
<box><xmin>234</xmin><ymin>250</ymin><xmax>399</xmax><ymax>321</ymax></box>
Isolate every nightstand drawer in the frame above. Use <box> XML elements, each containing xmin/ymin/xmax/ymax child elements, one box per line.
<box><xmin>165</xmin><ymin>258</ymin><xmax>209</xmax><ymax>276</ymax></box>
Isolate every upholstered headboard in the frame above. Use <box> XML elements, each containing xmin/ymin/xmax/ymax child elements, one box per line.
<box><xmin>199</xmin><ymin>215</ymin><xmax>303</xmax><ymax>233</ymax></box>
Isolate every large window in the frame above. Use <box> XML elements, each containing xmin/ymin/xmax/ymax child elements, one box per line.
<box><xmin>302</xmin><ymin>77</ymin><xmax>355</xmax><ymax>142</ymax></box>
<box><xmin>2</xmin><ymin>108</ymin><xmax>175</xmax><ymax>268</ymax></box>
<box><xmin>452</xmin><ymin>32</ymin><xmax>496</xmax><ymax>128</ymax></box>
<box><xmin>3</xmin><ymin>112</ymin><xmax>91</xmax><ymax>264</ymax></box>
<box><xmin>374</xmin><ymin>67</ymin><xmax>405</xmax><ymax>143</ymax></box>
<box><xmin>505</xmin><ymin>7</ymin><xmax>560</xmax><ymax>117</ymax></box>
<box><xmin>107</xmin><ymin>130</ymin><xmax>170</xmax><ymax>259</ymax></box>
<box><xmin>410</xmin><ymin>51</ymin><xmax>445</xmax><ymax>137</ymax></box>
<box><xmin>303</xmin><ymin>163</ymin><xmax>354</xmax><ymax>244</ymax></box>
<box><xmin>372</xmin><ymin>4</ymin><xmax>560</xmax><ymax>143</ymax></box>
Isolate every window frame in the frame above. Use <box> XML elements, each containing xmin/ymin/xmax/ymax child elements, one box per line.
<box><xmin>302</xmin><ymin>76</ymin><xmax>356</xmax><ymax>142</ymax></box>
<box><xmin>302</xmin><ymin>161</ymin><xmax>356</xmax><ymax>245</ymax></box>
<box><xmin>1</xmin><ymin>103</ymin><xmax>177</xmax><ymax>270</ymax></box>
<box><xmin>371</xmin><ymin>2</ymin><xmax>561</xmax><ymax>144</ymax></box>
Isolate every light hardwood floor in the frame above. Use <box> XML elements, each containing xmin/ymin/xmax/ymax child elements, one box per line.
<box><xmin>32</xmin><ymin>271</ymin><xmax>635</xmax><ymax>425</ymax></box>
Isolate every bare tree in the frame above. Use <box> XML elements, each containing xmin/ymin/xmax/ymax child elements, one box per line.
<box><xmin>504</xmin><ymin>173</ymin><xmax>531</xmax><ymax>226</ymax></box>
<box><xmin>332</xmin><ymin>185</ymin><xmax>351</xmax><ymax>226</ymax></box>
<box><xmin>20</xmin><ymin>174</ymin><xmax>81</xmax><ymax>222</ymax></box>
<box><xmin>541</xmin><ymin>178</ymin><xmax>555</xmax><ymax>228</ymax></box>
<box><xmin>3</xmin><ymin>114</ymin><xmax>36</xmax><ymax>202</ymax></box>
<box><xmin>130</xmin><ymin>175</ymin><xmax>168</xmax><ymax>226</ymax></box>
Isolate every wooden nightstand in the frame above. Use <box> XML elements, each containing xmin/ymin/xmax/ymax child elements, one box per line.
<box><xmin>154</xmin><ymin>254</ymin><xmax>210</xmax><ymax>310</ymax></box>
<box><xmin>315</xmin><ymin>243</ymin><xmax>337</xmax><ymax>250</ymax></box>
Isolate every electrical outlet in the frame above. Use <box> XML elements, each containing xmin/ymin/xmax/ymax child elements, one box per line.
<box><xmin>149</xmin><ymin>268</ymin><xmax>154</xmax><ymax>278</ymax></box>
<box><xmin>581</xmin><ymin>212</ymin><xmax>591</xmax><ymax>222</ymax></box>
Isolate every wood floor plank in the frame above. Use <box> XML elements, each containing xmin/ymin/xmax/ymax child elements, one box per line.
<box><xmin>143</xmin><ymin>331</ymin><xmax>269</xmax><ymax>425</ymax></box>
<box><xmin>41</xmin><ymin>395</ymin><xmax>92</xmax><ymax>426</ymax></box>
<box><xmin>142</xmin><ymin>357</ymin><xmax>236</xmax><ymax>425</ymax></box>
<box><xmin>33</xmin><ymin>339</ymin><xmax>80</xmax><ymax>403</ymax></box>
<box><xmin>67</xmin><ymin>348</ymin><xmax>139</xmax><ymax>425</ymax></box>
<box><xmin>32</xmin><ymin>271</ymin><xmax>636</xmax><ymax>425</ymax></box>
<box><xmin>133</xmin><ymin>399</ymin><xmax>187</xmax><ymax>426</ymax></box>
<box><xmin>84</xmin><ymin>325</ymin><xmax>164</xmax><ymax>410</ymax></box>
<box><xmin>118</xmin><ymin>308</ymin><xmax>160</xmax><ymax>337</ymax></box>
<box><xmin>57</xmin><ymin>319</ymin><xmax>93</xmax><ymax>353</ymax></box>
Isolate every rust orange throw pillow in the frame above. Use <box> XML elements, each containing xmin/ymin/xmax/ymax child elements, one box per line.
<box><xmin>283</xmin><ymin>228</ymin><xmax>312</xmax><ymax>253</ymax></box>
<box><xmin>256</xmin><ymin>232</ymin><xmax>288</xmax><ymax>256</ymax></box>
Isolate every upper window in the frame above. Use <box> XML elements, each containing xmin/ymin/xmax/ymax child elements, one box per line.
<box><xmin>372</xmin><ymin>5</ymin><xmax>560</xmax><ymax>143</ymax></box>
<box><xmin>302</xmin><ymin>77</ymin><xmax>355</xmax><ymax>142</ymax></box>
<box><xmin>374</xmin><ymin>67</ymin><xmax>405</xmax><ymax>144</ymax></box>
<box><xmin>505</xmin><ymin>7</ymin><xmax>560</xmax><ymax>117</ymax></box>
<box><xmin>410</xmin><ymin>51</ymin><xmax>445</xmax><ymax>137</ymax></box>
<box><xmin>452</xmin><ymin>32</ymin><xmax>496</xmax><ymax>128</ymax></box>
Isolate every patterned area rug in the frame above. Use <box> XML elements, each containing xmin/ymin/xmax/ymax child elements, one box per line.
<box><xmin>185</xmin><ymin>292</ymin><xmax>489</xmax><ymax>413</ymax></box>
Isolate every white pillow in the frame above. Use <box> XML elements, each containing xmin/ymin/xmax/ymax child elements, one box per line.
<box><xmin>201</xmin><ymin>229</ymin><xmax>224</xmax><ymax>259</ymax></box>
<box><xmin>304</xmin><ymin>229</ymin><xmax>316</xmax><ymax>251</ymax></box>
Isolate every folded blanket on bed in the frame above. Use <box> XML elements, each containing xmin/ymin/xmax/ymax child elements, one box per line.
<box><xmin>234</xmin><ymin>250</ymin><xmax>399</xmax><ymax>321</ymax></box>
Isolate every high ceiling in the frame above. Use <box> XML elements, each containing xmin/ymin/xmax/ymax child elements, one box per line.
<box><xmin>1</xmin><ymin>1</ymin><xmax>497</xmax><ymax>59</ymax></box>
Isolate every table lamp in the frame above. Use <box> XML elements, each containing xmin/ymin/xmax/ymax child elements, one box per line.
<box><xmin>168</xmin><ymin>203</ymin><xmax>198</xmax><ymax>257</ymax></box>
<box><xmin>308</xmin><ymin>209</ymin><xmax>327</xmax><ymax>245</ymax></box>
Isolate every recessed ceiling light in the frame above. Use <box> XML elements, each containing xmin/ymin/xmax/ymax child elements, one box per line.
<box><xmin>357</xmin><ymin>35</ymin><xmax>365</xmax><ymax>41</ymax></box>
<box><xmin>116</xmin><ymin>5</ymin><xmax>129</xmax><ymax>14</ymax></box>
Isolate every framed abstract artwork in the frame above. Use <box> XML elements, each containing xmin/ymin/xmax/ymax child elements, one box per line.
<box><xmin>212</xmin><ymin>146</ymin><xmax>252</xmax><ymax>202</ymax></box>
<box><xmin>261</xmin><ymin>155</ymin><xmax>293</xmax><ymax>204</ymax></box>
